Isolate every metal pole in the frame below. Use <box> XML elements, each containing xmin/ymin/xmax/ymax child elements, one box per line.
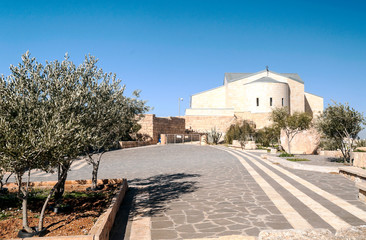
<box><xmin>178</xmin><ymin>98</ymin><xmax>183</xmax><ymax>116</ymax></box>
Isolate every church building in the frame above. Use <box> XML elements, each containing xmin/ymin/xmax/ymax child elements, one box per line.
<box><xmin>185</xmin><ymin>69</ymin><xmax>323</xmax><ymax>129</ymax></box>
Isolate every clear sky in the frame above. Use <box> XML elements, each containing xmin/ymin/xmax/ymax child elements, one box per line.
<box><xmin>1</xmin><ymin>0</ymin><xmax>365</xmax><ymax>138</ymax></box>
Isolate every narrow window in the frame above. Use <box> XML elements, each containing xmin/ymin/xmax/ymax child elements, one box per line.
<box><xmin>256</xmin><ymin>98</ymin><xmax>259</xmax><ymax>106</ymax></box>
<box><xmin>270</xmin><ymin>97</ymin><xmax>272</xmax><ymax>106</ymax></box>
<box><xmin>282</xmin><ymin>98</ymin><xmax>284</xmax><ymax>106</ymax></box>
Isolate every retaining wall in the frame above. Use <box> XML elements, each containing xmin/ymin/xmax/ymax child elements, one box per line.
<box><xmin>351</xmin><ymin>152</ymin><xmax>366</xmax><ymax>168</ymax></box>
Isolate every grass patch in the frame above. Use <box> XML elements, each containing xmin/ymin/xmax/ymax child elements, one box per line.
<box><xmin>286</xmin><ymin>158</ymin><xmax>310</xmax><ymax>162</ymax></box>
<box><xmin>279</xmin><ymin>152</ymin><xmax>294</xmax><ymax>157</ymax></box>
<box><xmin>355</xmin><ymin>149</ymin><xmax>366</xmax><ymax>152</ymax></box>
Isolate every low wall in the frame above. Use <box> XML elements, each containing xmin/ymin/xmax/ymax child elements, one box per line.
<box><xmin>118</xmin><ymin>141</ymin><xmax>152</xmax><ymax>149</ymax></box>
<box><xmin>351</xmin><ymin>152</ymin><xmax>366</xmax><ymax>168</ymax></box>
<box><xmin>137</xmin><ymin>114</ymin><xmax>185</xmax><ymax>144</ymax></box>
<box><xmin>319</xmin><ymin>150</ymin><xmax>343</xmax><ymax>158</ymax></box>
<box><xmin>183</xmin><ymin>115</ymin><xmax>237</xmax><ymax>133</ymax></box>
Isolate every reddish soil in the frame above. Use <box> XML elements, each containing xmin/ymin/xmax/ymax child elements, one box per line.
<box><xmin>0</xmin><ymin>184</ymin><xmax>118</xmax><ymax>239</ymax></box>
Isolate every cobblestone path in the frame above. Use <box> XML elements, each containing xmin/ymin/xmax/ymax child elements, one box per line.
<box><xmin>109</xmin><ymin>145</ymin><xmax>366</xmax><ymax>240</ymax></box>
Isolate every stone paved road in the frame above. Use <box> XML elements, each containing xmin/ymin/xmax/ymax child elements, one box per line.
<box><xmin>9</xmin><ymin>144</ymin><xmax>365</xmax><ymax>239</ymax></box>
<box><xmin>107</xmin><ymin>145</ymin><xmax>366</xmax><ymax>240</ymax></box>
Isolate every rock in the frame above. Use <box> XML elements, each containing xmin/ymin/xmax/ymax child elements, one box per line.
<box><xmin>258</xmin><ymin>228</ymin><xmax>334</xmax><ymax>240</ymax></box>
<box><xmin>335</xmin><ymin>225</ymin><xmax>366</xmax><ymax>239</ymax></box>
<box><xmin>280</xmin><ymin>128</ymin><xmax>320</xmax><ymax>154</ymax></box>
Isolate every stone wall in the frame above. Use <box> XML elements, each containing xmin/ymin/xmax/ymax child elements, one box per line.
<box><xmin>319</xmin><ymin>150</ymin><xmax>343</xmax><ymax>158</ymax></box>
<box><xmin>305</xmin><ymin>92</ymin><xmax>323</xmax><ymax>118</ymax></box>
<box><xmin>118</xmin><ymin>141</ymin><xmax>152</xmax><ymax>149</ymax></box>
<box><xmin>137</xmin><ymin>114</ymin><xmax>186</xmax><ymax>144</ymax></box>
<box><xmin>183</xmin><ymin>115</ymin><xmax>237</xmax><ymax>133</ymax></box>
<box><xmin>190</xmin><ymin>86</ymin><xmax>226</xmax><ymax>108</ymax></box>
<box><xmin>234</xmin><ymin>112</ymin><xmax>272</xmax><ymax>129</ymax></box>
<box><xmin>185</xmin><ymin>108</ymin><xmax>234</xmax><ymax>116</ymax></box>
<box><xmin>351</xmin><ymin>152</ymin><xmax>366</xmax><ymax>168</ymax></box>
<box><xmin>280</xmin><ymin>128</ymin><xmax>321</xmax><ymax>154</ymax></box>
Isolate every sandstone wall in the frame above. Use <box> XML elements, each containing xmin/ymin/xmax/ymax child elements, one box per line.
<box><xmin>319</xmin><ymin>150</ymin><xmax>343</xmax><ymax>158</ymax></box>
<box><xmin>234</xmin><ymin>112</ymin><xmax>272</xmax><ymax>129</ymax></box>
<box><xmin>183</xmin><ymin>115</ymin><xmax>237</xmax><ymax>133</ymax></box>
<box><xmin>280</xmin><ymin>128</ymin><xmax>321</xmax><ymax>154</ymax></box>
<box><xmin>287</xmin><ymin>79</ymin><xmax>305</xmax><ymax>114</ymax></box>
<box><xmin>185</xmin><ymin>108</ymin><xmax>234</xmax><ymax>116</ymax></box>
<box><xmin>137</xmin><ymin>114</ymin><xmax>185</xmax><ymax>143</ymax></box>
<box><xmin>190</xmin><ymin>86</ymin><xmax>226</xmax><ymax>108</ymax></box>
<box><xmin>351</xmin><ymin>152</ymin><xmax>366</xmax><ymax>168</ymax></box>
<box><xmin>304</xmin><ymin>92</ymin><xmax>323</xmax><ymax>118</ymax></box>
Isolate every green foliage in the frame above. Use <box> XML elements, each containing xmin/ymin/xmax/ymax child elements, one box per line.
<box><xmin>208</xmin><ymin>128</ymin><xmax>222</xmax><ymax>145</ymax></box>
<box><xmin>256</xmin><ymin>125</ymin><xmax>280</xmax><ymax>147</ymax></box>
<box><xmin>0</xmin><ymin>52</ymin><xmax>149</xmax><ymax>233</ymax></box>
<box><xmin>319</xmin><ymin>137</ymin><xmax>341</xmax><ymax>151</ymax></box>
<box><xmin>279</xmin><ymin>152</ymin><xmax>294</xmax><ymax>157</ymax></box>
<box><xmin>355</xmin><ymin>149</ymin><xmax>366</xmax><ymax>152</ymax></box>
<box><xmin>316</xmin><ymin>102</ymin><xmax>365</xmax><ymax>162</ymax></box>
<box><xmin>225</xmin><ymin>120</ymin><xmax>255</xmax><ymax>144</ymax></box>
<box><xmin>356</xmin><ymin>139</ymin><xmax>366</xmax><ymax>148</ymax></box>
<box><xmin>271</xmin><ymin>107</ymin><xmax>312</xmax><ymax>154</ymax></box>
<box><xmin>286</xmin><ymin>158</ymin><xmax>310</xmax><ymax>162</ymax></box>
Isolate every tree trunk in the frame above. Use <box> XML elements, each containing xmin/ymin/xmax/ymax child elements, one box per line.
<box><xmin>90</xmin><ymin>152</ymin><xmax>104</xmax><ymax>190</ymax></box>
<box><xmin>38</xmin><ymin>167</ymin><xmax>68</xmax><ymax>231</ymax></box>
<box><xmin>16</xmin><ymin>173</ymin><xmax>33</xmax><ymax>233</ymax></box>
<box><xmin>54</xmin><ymin>163</ymin><xmax>70</xmax><ymax>204</ymax></box>
<box><xmin>287</xmin><ymin>133</ymin><xmax>291</xmax><ymax>154</ymax></box>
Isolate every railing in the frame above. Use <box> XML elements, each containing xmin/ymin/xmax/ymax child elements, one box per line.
<box><xmin>165</xmin><ymin>134</ymin><xmax>201</xmax><ymax>144</ymax></box>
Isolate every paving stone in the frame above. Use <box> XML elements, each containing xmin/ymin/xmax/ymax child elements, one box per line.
<box><xmin>105</xmin><ymin>145</ymin><xmax>366</xmax><ymax>240</ymax></box>
<box><xmin>227</xmin><ymin>224</ymin><xmax>253</xmax><ymax>231</ymax></box>
<box><xmin>175</xmin><ymin>224</ymin><xmax>196</xmax><ymax>232</ymax></box>
<box><xmin>199</xmin><ymin>226</ymin><xmax>227</xmax><ymax>233</ymax></box>
<box><xmin>186</xmin><ymin>214</ymin><xmax>205</xmax><ymax>223</ymax></box>
<box><xmin>151</xmin><ymin>229</ymin><xmax>178</xmax><ymax>239</ymax></box>
<box><xmin>151</xmin><ymin>220</ymin><xmax>174</xmax><ymax>229</ymax></box>
<box><xmin>169</xmin><ymin>214</ymin><xmax>186</xmax><ymax>225</ymax></box>
<box><xmin>195</xmin><ymin>222</ymin><xmax>219</xmax><ymax>229</ymax></box>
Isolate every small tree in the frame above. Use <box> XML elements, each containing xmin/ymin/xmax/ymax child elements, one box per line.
<box><xmin>79</xmin><ymin>56</ymin><xmax>149</xmax><ymax>190</ymax></box>
<box><xmin>0</xmin><ymin>53</ymin><xmax>50</xmax><ymax>233</ymax></box>
<box><xmin>256</xmin><ymin>125</ymin><xmax>280</xmax><ymax>147</ymax></box>
<box><xmin>316</xmin><ymin>102</ymin><xmax>365</xmax><ymax>163</ymax></box>
<box><xmin>208</xmin><ymin>128</ymin><xmax>222</xmax><ymax>145</ymax></box>
<box><xmin>271</xmin><ymin>107</ymin><xmax>312</xmax><ymax>154</ymax></box>
<box><xmin>225</xmin><ymin>120</ymin><xmax>255</xmax><ymax>147</ymax></box>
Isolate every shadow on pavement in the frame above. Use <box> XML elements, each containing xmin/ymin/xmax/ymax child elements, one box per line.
<box><xmin>109</xmin><ymin>173</ymin><xmax>200</xmax><ymax>240</ymax></box>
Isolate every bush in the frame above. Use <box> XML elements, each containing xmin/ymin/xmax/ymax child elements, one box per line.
<box><xmin>208</xmin><ymin>128</ymin><xmax>222</xmax><ymax>145</ymax></box>
<box><xmin>225</xmin><ymin>120</ymin><xmax>255</xmax><ymax>144</ymax></box>
<box><xmin>256</xmin><ymin>125</ymin><xmax>280</xmax><ymax>147</ymax></box>
<box><xmin>319</xmin><ymin>137</ymin><xmax>341</xmax><ymax>151</ymax></box>
<box><xmin>279</xmin><ymin>152</ymin><xmax>294</xmax><ymax>157</ymax></box>
<box><xmin>286</xmin><ymin>158</ymin><xmax>309</xmax><ymax>162</ymax></box>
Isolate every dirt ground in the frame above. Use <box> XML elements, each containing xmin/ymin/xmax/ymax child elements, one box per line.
<box><xmin>0</xmin><ymin>184</ymin><xmax>118</xmax><ymax>239</ymax></box>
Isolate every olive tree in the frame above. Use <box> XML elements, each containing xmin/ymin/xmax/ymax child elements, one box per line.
<box><xmin>79</xmin><ymin>56</ymin><xmax>149</xmax><ymax>190</ymax></box>
<box><xmin>316</xmin><ymin>102</ymin><xmax>365</xmax><ymax>163</ymax></box>
<box><xmin>225</xmin><ymin>120</ymin><xmax>256</xmax><ymax>148</ymax></box>
<box><xmin>271</xmin><ymin>107</ymin><xmax>312</xmax><ymax>154</ymax></box>
<box><xmin>0</xmin><ymin>53</ymin><xmax>51</xmax><ymax>233</ymax></box>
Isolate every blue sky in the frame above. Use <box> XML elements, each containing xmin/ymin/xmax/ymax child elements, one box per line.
<box><xmin>1</xmin><ymin>0</ymin><xmax>365</xmax><ymax>138</ymax></box>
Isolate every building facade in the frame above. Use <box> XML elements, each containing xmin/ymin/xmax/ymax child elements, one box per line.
<box><xmin>185</xmin><ymin>69</ymin><xmax>323</xmax><ymax>129</ymax></box>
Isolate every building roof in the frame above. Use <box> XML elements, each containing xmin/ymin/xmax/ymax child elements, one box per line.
<box><xmin>243</xmin><ymin>77</ymin><xmax>286</xmax><ymax>85</ymax></box>
<box><xmin>225</xmin><ymin>70</ymin><xmax>304</xmax><ymax>84</ymax></box>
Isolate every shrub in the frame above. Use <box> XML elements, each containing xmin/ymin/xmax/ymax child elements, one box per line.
<box><xmin>279</xmin><ymin>152</ymin><xmax>294</xmax><ymax>157</ymax></box>
<box><xmin>225</xmin><ymin>120</ymin><xmax>255</xmax><ymax>144</ymax></box>
<box><xmin>286</xmin><ymin>158</ymin><xmax>310</xmax><ymax>162</ymax></box>
<box><xmin>208</xmin><ymin>128</ymin><xmax>222</xmax><ymax>145</ymax></box>
<box><xmin>256</xmin><ymin>125</ymin><xmax>280</xmax><ymax>147</ymax></box>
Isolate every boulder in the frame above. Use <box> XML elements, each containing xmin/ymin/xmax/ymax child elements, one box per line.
<box><xmin>280</xmin><ymin>128</ymin><xmax>320</xmax><ymax>154</ymax></box>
